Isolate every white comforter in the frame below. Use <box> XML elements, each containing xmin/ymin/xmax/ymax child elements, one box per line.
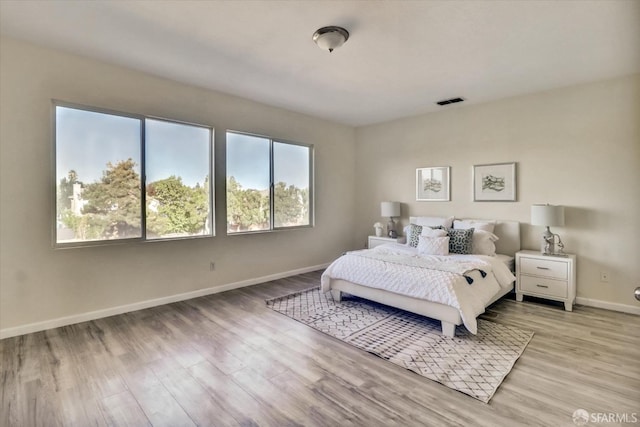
<box><xmin>320</xmin><ymin>243</ymin><xmax>516</xmax><ymax>334</ymax></box>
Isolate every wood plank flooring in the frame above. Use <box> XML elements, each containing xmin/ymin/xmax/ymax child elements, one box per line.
<box><xmin>1</xmin><ymin>271</ymin><xmax>639</xmax><ymax>426</ymax></box>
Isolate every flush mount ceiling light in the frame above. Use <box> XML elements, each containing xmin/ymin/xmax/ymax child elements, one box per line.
<box><xmin>312</xmin><ymin>26</ymin><xmax>349</xmax><ymax>52</ymax></box>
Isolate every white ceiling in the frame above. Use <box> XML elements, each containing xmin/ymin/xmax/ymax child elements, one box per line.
<box><xmin>1</xmin><ymin>1</ymin><xmax>639</xmax><ymax>126</ymax></box>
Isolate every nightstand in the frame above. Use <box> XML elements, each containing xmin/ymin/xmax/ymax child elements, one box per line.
<box><xmin>515</xmin><ymin>250</ymin><xmax>576</xmax><ymax>311</ymax></box>
<box><xmin>368</xmin><ymin>235</ymin><xmax>402</xmax><ymax>249</ymax></box>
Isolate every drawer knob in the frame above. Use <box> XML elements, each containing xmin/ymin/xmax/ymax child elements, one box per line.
<box><xmin>536</xmin><ymin>267</ymin><xmax>550</xmax><ymax>270</ymax></box>
<box><xmin>536</xmin><ymin>284</ymin><xmax>549</xmax><ymax>288</ymax></box>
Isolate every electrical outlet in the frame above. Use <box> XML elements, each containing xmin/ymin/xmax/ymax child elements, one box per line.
<box><xmin>600</xmin><ymin>271</ymin><xmax>609</xmax><ymax>282</ymax></box>
<box><xmin>210</xmin><ymin>262</ymin><xmax>215</xmax><ymax>271</ymax></box>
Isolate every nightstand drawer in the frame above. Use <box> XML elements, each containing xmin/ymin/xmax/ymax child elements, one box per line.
<box><xmin>519</xmin><ymin>275</ymin><xmax>567</xmax><ymax>298</ymax></box>
<box><xmin>520</xmin><ymin>257</ymin><xmax>567</xmax><ymax>280</ymax></box>
<box><xmin>368</xmin><ymin>236</ymin><xmax>398</xmax><ymax>249</ymax></box>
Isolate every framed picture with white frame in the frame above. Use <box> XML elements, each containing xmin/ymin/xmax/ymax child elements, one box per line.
<box><xmin>473</xmin><ymin>162</ymin><xmax>517</xmax><ymax>202</ymax></box>
<box><xmin>416</xmin><ymin>167</ymin><xmax>450</xmax><ymax>201</ymax></box>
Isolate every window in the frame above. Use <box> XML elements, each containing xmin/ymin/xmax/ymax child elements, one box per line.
<box><xmin>273</xmin><ymin>142</ymin><xmax>311</xmax><ymax>228</ymax></box>
<box><xmin>145</xmin><ymin>119</ymin><xmax>212</xmax><ymax>240</ymax></box>
<box><xmin>54</xmin><ymin>102</ymin><xmax>213</xmax><ymax>246</ymax></box>
<box><xmin>226</xmin><ymin>131</ymin><xmax>313</xmax><ymax>234</ymax></box>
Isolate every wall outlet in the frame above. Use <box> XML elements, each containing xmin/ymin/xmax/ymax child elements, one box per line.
<box><xmin>210</xmin><ymin>262</ymin><xmax>215</xmax><ymax>271</ymax></box>
<box><xmin>600</xmin><ymin>271</ymin><xmax>609</xmax><ymax>282</ymax></box>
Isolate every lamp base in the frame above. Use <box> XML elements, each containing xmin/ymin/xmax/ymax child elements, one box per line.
<box><xmin>541</xmin><ymin>227</ymin><xmax>567</xmax><ymax>257</ymax></box>
<box><xmin>541</xmin><ymin>227</ymin><xmax>554</xmax><ymax>254</ymax></box>
<box><xmin>387</xmin><ymin>218</ymin><xmax>396</xmax><ymax>238</ymax></box>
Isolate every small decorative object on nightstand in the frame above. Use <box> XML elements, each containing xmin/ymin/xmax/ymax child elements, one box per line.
<box><xmin>515</xmin><ymin>250</ymin><xmax>576</xmax><ymax>311</ymax></box>
<box><xmin>368</xmin><ymin>235</ymin><xmax>403</xmax><ymax>249</ymax></box>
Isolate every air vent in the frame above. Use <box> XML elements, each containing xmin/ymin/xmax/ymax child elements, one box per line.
<box><xmin>436</xmin><ymin>97</ymin><xmax>465</xmax><ymax>106</ymax></box>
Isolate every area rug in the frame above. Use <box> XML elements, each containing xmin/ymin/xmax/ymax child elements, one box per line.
<box><xmin>266</xmin><ymin>287</ymin><xmax>533</xmax><ymax>403</ymax></box>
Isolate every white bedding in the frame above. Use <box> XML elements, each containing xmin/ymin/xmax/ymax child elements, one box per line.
<box><xmin>321</xmin><ymin>243</ymin><xmax>516</xmax><ymax>334</ymax></box>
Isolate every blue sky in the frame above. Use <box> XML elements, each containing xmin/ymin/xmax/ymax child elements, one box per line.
<box><xmin>226</xmin><ymin>132</ymin><xmax>270</xmax><ymax>190</ymax></box>
<box><xmin>56</xmin><ymin>107</ymin><xmax>141</xmax><ymax>184</ymax></box>
<box><xmin>226</xmin><ymin>132</ymin><xmax>310</xmax><ymax>190</ymax></box>
<box><xmin>56</xmin><ymin>106</ymin><xmax>309</xmax><ymax>192</ymax></box>
<box><xmin>146</xmin><ymin>119</ymin><xmax>210</xmax><ymax>187</ymax></box>
<box><xmin>274</xmin><ymin>141</ymin><xmax>310</xmax><ymax>189</ymax></box>
<box><xmin>56</xmin><ymin>107</ymin><xmax>210</xmax><ymax>188</ymax></box>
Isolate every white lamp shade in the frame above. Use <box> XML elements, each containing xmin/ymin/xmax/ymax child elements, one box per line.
<box><xmin>531</xmin><ymin>204</ymin><xmax>565</xmax><ymax>227</ymax></box>
<box><xmin>381</xmin><ymin>201</ymin><xmax>401</xmax><ymax>217</ymax></box>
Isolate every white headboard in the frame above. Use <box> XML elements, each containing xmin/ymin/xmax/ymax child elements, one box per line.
<box><xmin>407</xmin><ymin>216</ymin><xmax>521</xmax><ymax>257</ymax></box>
<box><xmin>490</xmin><ymin>220</ymin><xmax>521</xmax><ymax>257</ymax></box>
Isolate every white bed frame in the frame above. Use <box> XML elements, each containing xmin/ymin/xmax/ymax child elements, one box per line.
<box><xmin>328</xmin><ymin>219</ymin><xmax>521</xmax><ymax>337</ymax></box>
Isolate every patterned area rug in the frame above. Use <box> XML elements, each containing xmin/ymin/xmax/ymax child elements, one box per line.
<box><xmin>266</xmin><ymin>287</ymin><xmax>533</xmax><ymax>403</ymax></box>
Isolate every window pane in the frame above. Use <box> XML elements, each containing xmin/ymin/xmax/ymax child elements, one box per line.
<box><xmin>145</xmin><ymin>119</ymin><xmax>212</xmax><ymax>240</ymax></box>
<box><xmin>55</xmin><ymin>106</ymin><xmax>142</xmax><ymax>244</ymax></box>
<box><xmin>226</xmin><ymin>132</ymin><xmax>270</xmax><ymax>233</ymax></box>
<box><xmin>273</xmin><ymin>142</ymin><xmax>311</xmax><ymax>228</ymax></box>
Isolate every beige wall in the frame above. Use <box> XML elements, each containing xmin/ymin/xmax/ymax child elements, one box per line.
<box><xmin>0</xmin><ymin>37</ymin><xmax>356</xmax><ymax>333</ymax></box>
<box><xmin>355</xmin><ymin>74</ymin><xmax>640</xmax><ymax>309</ymax></box>
<box><xmin>1</xmin><ymin>36</ymin><xmax>638</xmax><ymax>335</ymax></box>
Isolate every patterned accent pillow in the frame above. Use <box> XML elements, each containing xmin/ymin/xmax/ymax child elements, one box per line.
<box><xmin>448</xmin><ymin>228</ymin><xmax>474</xmax><ymax>254</ymax></box>
<box><xmin>407</xmin><ymin>224</ymin><xmax>423</xmax><ymax>247</ymax></box>
<box><xmin>417</xmin><ymin>236</ymin><xmax>450</xmax><ymax>255</ymax></box>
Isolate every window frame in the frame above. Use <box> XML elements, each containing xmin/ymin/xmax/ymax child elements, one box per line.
<box><xmin>225</xmin><ymin>130</ymin><xmax>314</xmax><ymax>235</ymax></box>
<box><xmin>52</xmin><ymin>100</ymin><xmax>215</xmax><ymax>248</ymax></box>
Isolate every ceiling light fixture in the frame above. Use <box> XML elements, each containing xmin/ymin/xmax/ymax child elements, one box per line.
<box><xmin>312</xmin><ymin>26</ymin><xmax>349</xmax><ymax>52</ymax></box>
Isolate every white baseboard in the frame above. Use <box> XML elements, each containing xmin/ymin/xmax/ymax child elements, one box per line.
<box><xmin>576</xmin><ymin>297</ymin><xmax>640</xmax><ymax>316</ymax></box>
<box><xmin>0</xmin><ymin>263</ymin><xmax>329</xmax><ymax>340</ymax></box>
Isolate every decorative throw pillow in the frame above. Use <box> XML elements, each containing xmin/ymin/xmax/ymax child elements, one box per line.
<box><xmin>418</xmin><ymin>236</ymin><xmax>450</xmax><ymax>255</ymax></box>
<box><xmin>406</xmin><ymin>224</ymin><xmax>423</xmax><ymax>247</ymax></box>
<box><xmin>448</xmin><ymin>228</ymin><xmax>474</xmax><ymax>254</ymax></box>
<box><xmin>421</xmin><ymin>227</ymin><xmax>448</xmax><ymax>238</ymax></box>
<box><xmin>472</xmin><ymin>230</ymin><xmax>499</xmax><ymax>256</ymax></box>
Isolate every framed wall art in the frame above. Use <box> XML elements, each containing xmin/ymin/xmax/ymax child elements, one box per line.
<box><xmin>416</xmin><ymin>167</ymin><xmax>450</xmax><ymax>201</ymax></box>
<box><xmin>473</xmin><ymin>162</ymin><xmax>516</xmax><ymax>202</ymax></box>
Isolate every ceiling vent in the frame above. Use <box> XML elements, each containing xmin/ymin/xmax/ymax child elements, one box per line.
<box><xmin>436</xmin><ymin>97</ymin><xmax>465</xmax><ymax>106</ymax></box>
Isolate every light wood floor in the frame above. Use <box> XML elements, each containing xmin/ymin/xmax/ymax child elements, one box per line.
<box><xmin>2</xmin><ymin>271</ymin><xmax>639</xmax><ymax>426</ymax></box>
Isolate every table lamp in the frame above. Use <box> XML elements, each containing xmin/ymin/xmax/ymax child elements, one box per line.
<box><xmin>531</xmin><ymin>204</ymin><xmax>565</xmax><ymax>256</ymax></box>
<box><xmin>381</xmin><ymin>201</ymin><xmax>401</xmax><ymax>238</ymax></box>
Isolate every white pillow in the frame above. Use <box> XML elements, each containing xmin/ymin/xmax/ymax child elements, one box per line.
<box><xmin>454</xmin><ymin>219</ymin><xmax>496</xmax><ymax>233</ymax></box>
<box><xmin>410</xmin><ymin>216</ymin><xmax>454</xmax><ymax>229</ymax></box>
<box><xmin>403</xmin><ymin>224</ymin><xmax>411</xmax><ymax>241</ymax></box>
<box><xmin>472</xmin><ymin>230</ymin><xmax>499</xmax><ymax>256</ymax></box>
<box><xmin>421</xmin><ymin>227</ymin><xmax>448</xmax><ymax>238</ymax></box>
<box><xmin>418</xmin><ymin>236</ymin><xmax>450</xmax><ymax>255</ymax></box>
<box><xmin>403</xmin><ymin>223</ymin><xmax>448</xmax><ymax>247</ymax></box>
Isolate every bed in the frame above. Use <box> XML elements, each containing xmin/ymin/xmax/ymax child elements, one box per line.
<box><xmin>321</xmin><ymin>218</ymin><xmax>521</xmax><ymax>337</ymax></box>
